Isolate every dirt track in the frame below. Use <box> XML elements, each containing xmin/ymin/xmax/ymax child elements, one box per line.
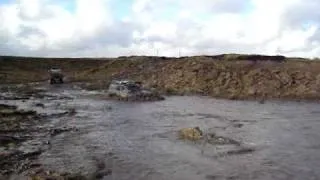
<box><xmin>1</xmin><ymin>82</ymin><xmax>320</xmax><ymax>180</ymax></box>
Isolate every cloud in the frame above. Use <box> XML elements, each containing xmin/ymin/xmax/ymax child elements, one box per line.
<box><xmin>0</xmin><ymin>0</ymin><xmax>319</xmax><ymax>58</ymax></box>
<box><xmin>178</xmin><ymin>0</ymin><xmax>251</xmax><ymax>14</ymax></box>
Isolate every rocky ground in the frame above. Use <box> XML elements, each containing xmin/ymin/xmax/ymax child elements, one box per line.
<box><xmin>0</xmin><ymin>84</ymin><xmax>84</xmax><ymax>179</ymax></box>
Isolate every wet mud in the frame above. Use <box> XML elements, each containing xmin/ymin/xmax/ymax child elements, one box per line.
<box><xmin>0</xmin><ymin>84</ymin><xmax>80</xmax><ymax>179</ymax></box>
<box><xmin>103</xmin><ymin>93</ymin><xmax>165</xmax><ymax>102</ymax></box>
<box><xmin>1</xmin><ymin>82</ymin><xmax>320</xmax><ymax>180</ymax></box>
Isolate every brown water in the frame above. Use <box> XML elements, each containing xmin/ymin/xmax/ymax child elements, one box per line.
<box><xmin>2</xmin><ymin>84</ymin><xmax>320</xmax><ymax>180</ymax></box>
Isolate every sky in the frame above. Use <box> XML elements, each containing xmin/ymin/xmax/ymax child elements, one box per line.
<box><xmin>0</xmin><ymin>0</ymin><xmax>320</xmax><ymax>58</ymax></box>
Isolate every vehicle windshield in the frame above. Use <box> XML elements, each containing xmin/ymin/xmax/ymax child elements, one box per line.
<box><xmin>127</xmin><ymin>84</ymin><xmax>141</xmax><ymax>92</ymax></box>
<box><xmin>50</xmin><ymin>68</ymin><xmax>61</xmax><ymax>73</ymax></box>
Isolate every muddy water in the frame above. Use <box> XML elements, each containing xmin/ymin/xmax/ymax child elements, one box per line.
<box><xmin>2</xmin><ymin>84</ymin><xmax>320</xmax><ymax>180</ymax></box>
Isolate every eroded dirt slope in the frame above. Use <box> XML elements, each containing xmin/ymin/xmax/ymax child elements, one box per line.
<box><xmin>1</xmin><ymin>54</ymin><xmax>320</xmax><ymax>100</ymax></box>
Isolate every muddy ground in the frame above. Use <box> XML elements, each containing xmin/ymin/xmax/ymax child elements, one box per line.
<box><xmin>0</xmin><ymin>83</ymin><xmax>82</xmax><ymax>179</ymax></box>
<box><xmin>1</xmin><ymin>82</ymin><xmax>320</xmax><ymax>180</ymax></box>
<box><xmin>3</xmin><ymin>54</ymin><xmax>320</xmax><ymax>101</ymax></box>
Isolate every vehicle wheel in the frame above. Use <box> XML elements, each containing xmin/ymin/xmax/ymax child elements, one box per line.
<box><xmin>108</xmin><ymin>93</ymin><xmax>115</xmax><ymax>97</ymax></box>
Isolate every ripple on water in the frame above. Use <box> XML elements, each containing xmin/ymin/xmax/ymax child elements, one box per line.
<box><xmin>3</xmin><ymin>87</ymin><xmax>320</xmax><ymax>180</ymax></box>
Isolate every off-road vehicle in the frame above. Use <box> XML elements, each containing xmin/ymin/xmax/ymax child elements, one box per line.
<box><xmin>107</xmin><ymin>80</ymin><xmax>164</xmax><ymax>101</ymax></box>
<box><xmin>48</xmin><ymin>68</ymin><xmax>64</xmax><ymax>84</ymax></box>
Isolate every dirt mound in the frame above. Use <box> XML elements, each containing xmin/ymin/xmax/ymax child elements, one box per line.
<box><xmin>178</xmin><ymin>127</ymin><xmax>203</xmax><ymax>141</ymax></box>
<box><xmin>2</xmin><ymin>54</ymin><xmax>320</xmax><ymax>101</ymax></box>
<box><xmin>71</xmin><ymin>55</ymin><xmax>320</xmax><ymax>100</ymax></box>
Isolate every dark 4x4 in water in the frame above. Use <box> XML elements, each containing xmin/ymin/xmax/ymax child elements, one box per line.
<box><xmin>48</xmin><ymin>68</ymin><xmax>64</xmax><ymax>84</ymax></box>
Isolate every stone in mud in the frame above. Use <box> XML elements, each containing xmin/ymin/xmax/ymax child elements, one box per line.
<box><xmin>0</xmin><ymin>108</ymin><xmax>36</xmax><ymax>116</ymax></box>
<box><xmin>178</xmin><ymin>127</ymin><xmax>203</xmax><ymax>141</ymax></box>
<box><xmin>104</xmin><ymin>105</ymin><xmax>112</xmax><ymax>111</ymax></box>
<box><xmin>177</xmin><ymin>126</ymin><xmax>242</xmax><ymax>146</ymax></box>
<box><xmin>0</xmin><ymin>104</ymin><xmax>40</xmax><ymax>131</ymax></box>
<box><xmin>0</xmin><ymin>104</ymin><xmax>17</xmax><ymax>110</ymax></box>
<box><xmin>0</xmin><ymin>93</ymin><xmax>30</xmax><ymax>100</ymax></box>
<box><xmin>49</xmin><ymin>127</ymin><xmax>78</xmax><ymax>137</ymax></box>
<box><xmin>67</xmin><ymin>108</ymin><xmax>77</xmax><ymax>116</ymax></box>
<box><xmin>40</xmin><ymin>109</ymin><xmax>77</xmax><ymax>119</ymax></box>
<box><xmin>93</xmin><ymin>169</ymin><xmax>112</xmax><ymax>179</ymax></box>
<box><xmin>34</xmin><ymin>103</ymin><xmax>45</xmax><ymax>108</ymax></box>
<box><xmin>233</xmin><ymin>123</ymin><xmax>244</xmax><ymax>128</ymax></box>
<box><xmin>258</xmin><ymin>98</ymin><xmax>265</xmax><ymax>104</ymax></box>
<box><xmin>205</xmin><ymin>133</ymin><xmax>241</xmax><ymax>146</ymax></box>
<box><xmin>225</xmin><ymin>147</ymin><xmax>255</xmax><ymax>155</ymax></box>
<box><xmin>0</xmin><ymin>149</ymin><xmax>43</xmax><ymax>175</ymax></box>
<box><xmin>0</xmin><ymin>104</ymin><xmax>62</xmax><ymax>177</ymax></box>
<box><xmin>0</xmin><ymin>135</ymin><xmax>27</xmax><ymax>146</ymax></box>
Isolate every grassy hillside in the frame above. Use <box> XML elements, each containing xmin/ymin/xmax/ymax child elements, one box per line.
<box><xmin>1</xmin><ymin>54</ymin><xmax>320</xmax><ymax>100</ymax></box>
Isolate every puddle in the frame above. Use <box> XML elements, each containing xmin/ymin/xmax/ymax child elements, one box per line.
<box><xmin>1</xmin><ymin>83</ymin><xmax>320</xmax><ymax>179</ymax></box>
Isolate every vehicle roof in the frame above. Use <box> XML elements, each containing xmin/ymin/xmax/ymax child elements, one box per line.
<box><xmin>49</xmin><ymin>68</ymin><xmax>61</xmax><ymax>71</ymax></box>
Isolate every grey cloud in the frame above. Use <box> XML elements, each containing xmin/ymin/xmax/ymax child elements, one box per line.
<box><xmin>193</xmin><ymin>41</ymin><xmax>255</xmax><ymax>55</ymax></box>
<box><xmin>18</xmin><ymin>2</ymin><xmax>55</xmax><ymax>21</ymax></box>
<box><xmin>2</xmin><ymin>0</ymin><xmax>320</xmax><ymax>58</ymax></box>
<box><xmin>179</xmin><ymin>0</ymin><xmax>249</xmax><ymax>14</ymax></box>
<box><xmin>98</xmin><ymin>21</ymin><xmax>142</xmax><ymax>47</ymax></box>
<box><xmin>0</xmin><ymin>25</ymin><xmax>49</xmax><ymax>56</ymax></box>
<box><xmin>207</xmin><ymin>0</ymin><xmax>250</xmax><ymax>14</ymax></box>
<box><xmin>0</xmin><ymin>26</ymin><xmax>45</xmax><ymax>56</ymax></box>
<box><xmin>0</xmin><ymin>8</ymin><xmax>142</xmax><ymax>57</ymax></box>
<box><xmin>18</xmin><ymin>25</ymin><xmax>46</xmax><ymax>38</ymax></box>
<box><xmin>59</xmin><ymin>20</ymin><xmax>142</xmax><ymax>53</ymax></box>
<box><xmin>0</xmin><ymin>1</ymin><xmax>144</xmax><ymax>57</ymax></box>
<box><xmin>279</xmin><ymin>0</ymin><xmax>320</xmax><ymax>55</ymax></box>
<box><xmin>0</xmin><ymin>40</ymin><xmax>42</xmax><ymax>56</ymax></box>
<box><xmin>309</xmin><ymin>29</ymin><xmax>320</xmax><ymax>43</ymax></box>
<box><xmin>283</xmin><ymin>1</ymin><xmax>320</xmax><ymax>29</ymax></box>
<box><xmin>138</xmin><ymin>18</ymin><xmax>203</xmax><ymax>47</ymax></box>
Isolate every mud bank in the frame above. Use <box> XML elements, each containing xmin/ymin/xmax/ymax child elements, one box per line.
<box><xmin>2</xmin><ymin>54</ymin><xmax>320</xmax><ymax>101</ymax></box>
<box><xmin>0</xmin><ymin>87</ymin><xmax>82</xmax><ymax>179</ymax></box>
